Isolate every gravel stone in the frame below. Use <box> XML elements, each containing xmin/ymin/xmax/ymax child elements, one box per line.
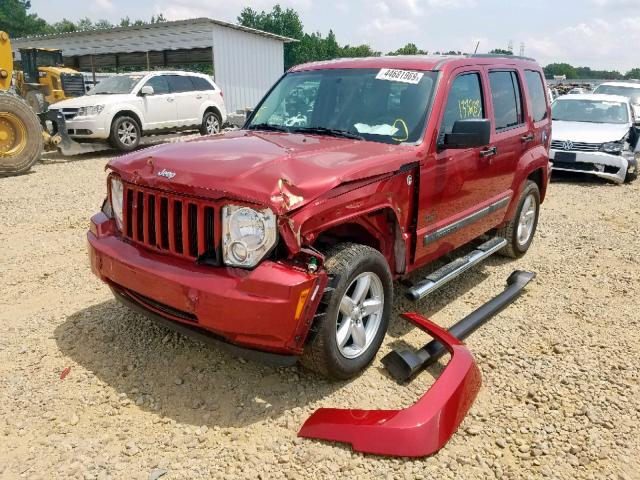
<box><xmin>0</xmin><ymin>148</ymin><xmax>638</xmax><ymax>478</ymax></box>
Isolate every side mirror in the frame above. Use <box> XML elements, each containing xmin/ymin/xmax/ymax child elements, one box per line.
<box><xmin>442</xmin><ymin>119</ymin><xmax>491</xmax><ymax>149</ymax></box>
<box><xmin>140</xmin><ymin>85</ymin><xmax>154</xmax><ymax>96</ymax></box>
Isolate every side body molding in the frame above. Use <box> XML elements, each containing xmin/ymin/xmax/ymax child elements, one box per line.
<box><xmin>298</xmin><ymin>313</ymin><xmax>481</xmax><ymax>457</ymax></box>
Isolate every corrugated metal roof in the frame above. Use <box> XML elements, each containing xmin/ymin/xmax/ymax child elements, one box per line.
<box><xmin>13</xmin><ymin>17</ymin><xmax>297</xmax><ymax>43</ymax></box>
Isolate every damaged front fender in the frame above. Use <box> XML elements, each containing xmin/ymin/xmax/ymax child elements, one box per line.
<box><xmin>298</xmin><ymin>313</ymin><xmax>481</xmax><ymax>457</ymax></box>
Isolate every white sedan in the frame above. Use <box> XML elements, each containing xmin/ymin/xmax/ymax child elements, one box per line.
<box><xmin>48</xmin><ymin>71</ymin><xmax>227</xmax><ymax>151</ymax></box>
<box><xmin>550</xmin><ymin>94</ymin><xmax>639</xmax><ymax>184</ymax></box>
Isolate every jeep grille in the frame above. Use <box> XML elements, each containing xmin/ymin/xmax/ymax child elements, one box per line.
<box><xmin>122</xmin><ymin>182</ymin><xmax>219</xmax><ymax>264</ymax></box>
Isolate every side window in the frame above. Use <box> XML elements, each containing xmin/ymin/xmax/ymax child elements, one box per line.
<box><xmin>489</xmin><ymin>71</ymin><xmax>525</xmax><ymax>131</ymax></box>
<box><xmin>441</xmin><ymin>73</ymin><xmax>484</xmax><ymax>135</ymax></box>
<box><xmin>143</xmin><ymin>76</ymin><xmax>170</xmax><ymax>95</ymax></box>
<box><xmin>168</xmin><ymin>75</ymin><xmax>195</xmax><ymax>93</ymax></box>
<box><xmin>524</xmin><ymin>70</ymin><xmax>548</xmax><ymax>122</ymax></box>
<box><xmin>191</xmin><ymin>76</ymin><xmax>215</xmax><ymax>91</ymax></box>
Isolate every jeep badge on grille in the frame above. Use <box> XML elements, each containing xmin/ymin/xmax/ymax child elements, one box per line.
<box><xmin>158</xmin><ymin>169</ymin><xmax>176</xmax><ymax>179</ymax></box>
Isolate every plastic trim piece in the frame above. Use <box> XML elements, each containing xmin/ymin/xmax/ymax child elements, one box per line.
<box><xmin>298</xmin><ymin>313</ymin><xmax>481</xmax><ymax>457</ymax></box>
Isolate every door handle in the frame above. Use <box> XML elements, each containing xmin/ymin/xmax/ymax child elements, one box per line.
<box><xmin>167</xmin><ymin>97</ymin><xmax>175</xmax><ymax>103</ymax></box>
<box><xmin>521</xmin><ymin>133</ymin><xmax>535</xmax><ymax>143</ymax></box>
<box><xmin>195</xmin><ymin>95</ymin><xmax>203</xmax><ymax>99</ymax></box>
<box><xmin>479</xmin><ymin>146</ymin><xmax>497</xmax><ymax>158</ymax></box>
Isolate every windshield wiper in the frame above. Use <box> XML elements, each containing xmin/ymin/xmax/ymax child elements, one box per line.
<box><xmin>247</xmin><ymin>123</ymin><xmax>289</xmax><ymax>133</ymax></box>
<box><xmin>290</xmin><ymin>126</ymin><xmax>364</xmax><ymax>141</ymax></box>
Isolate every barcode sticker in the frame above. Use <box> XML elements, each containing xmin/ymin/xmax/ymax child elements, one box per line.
<box><xmin>375</xmin><ymin>68</ymin><xmax>424</xmax><ymax>84</ymax></box>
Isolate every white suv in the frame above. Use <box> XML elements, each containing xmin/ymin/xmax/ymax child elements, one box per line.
<box><xmin>48</xmin><ymin>71</ymin><xmax>227</xmax><ymax>151</ymax></box>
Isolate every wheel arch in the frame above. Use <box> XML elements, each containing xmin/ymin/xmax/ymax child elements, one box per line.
<box><xmin>307</xmin><ymin>206</ymin><xmax>406</xmax><ymax>275</ymax></box>
<box><xmin>111</xmin><ymin>109</ymin><xmax>143</xmax><ymax>132</ymax></box>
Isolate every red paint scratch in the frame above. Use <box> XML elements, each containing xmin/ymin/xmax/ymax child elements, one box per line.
<box><xmin>60</xmin><ymin>367</ymin><xmax>71</xmax><ymax>380</ymax></box>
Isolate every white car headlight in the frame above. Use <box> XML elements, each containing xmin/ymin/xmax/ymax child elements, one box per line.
<box><xmin>109</xmin><ymin>176</ymin><xmax>124</xmax><ymax>230</ymax></box>
<box><xmin>79</xmin><ymin>105</ymin><xmax>105</xmax><ymax>117</ymax></box>
<box><xmin>222</xmin><ymin>205</ymin><xmax>277</xmax><ymax>268</ymax></box>
<box><xmin>601</xmin><ymin>141</ymin><xmax>623</xmax><ymax>154</ymax></box>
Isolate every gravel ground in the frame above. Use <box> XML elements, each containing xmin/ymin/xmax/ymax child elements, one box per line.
<box><xmin>1</xmin><ymin>147</ymin><xmax>639</xmax><ymax>480</ymax></box>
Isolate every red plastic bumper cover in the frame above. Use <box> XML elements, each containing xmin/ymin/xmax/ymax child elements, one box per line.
<box><xmin>298</xmin><ymin>313</ymin><xmax>482</xmax><ymax>457</ymax></box>
<box><xmin>88</xmin><ymin>213</ymin><xmax>326</xmax><ymax>355</ymax></box>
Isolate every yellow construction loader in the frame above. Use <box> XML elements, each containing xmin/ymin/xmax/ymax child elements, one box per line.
<box><xmin>0</xmin><ymin>31</ymin><xmax>42</xmax><ymax>176</ymax></box>
<box><xmin>15</xmin><ymin>46</ymin><xmax>85</xmax><ymax>113</ymax></box>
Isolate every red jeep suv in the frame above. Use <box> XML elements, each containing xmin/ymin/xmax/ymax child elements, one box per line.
<box><xmin>89</xmin><ymin>55</ymin><xmax>551</xmax><ymax>379</ymax></box>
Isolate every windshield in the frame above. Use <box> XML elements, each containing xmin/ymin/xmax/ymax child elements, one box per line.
<box><xmin>88</xmin><ymin>75</ymin><xmax>145</xmax><ymax>95</ymax></box>
<box><xmin>593</xmin><ymin>84</ymin><xmax>640</xmax><ymax>104</ymax></box>
<box><xmin>247</xmin><ymin>68</ymin><xmax>438</xmax><ymax>144</ymax></box>
<box><xmin>35</xmin><ymin>51</ymin><xmax>63</xmax><ymax>67</ymax></box>
<box><xmin>552</xmin><ymin>99</ymin><xmax>629</xmax><ymax>124</ymax></box>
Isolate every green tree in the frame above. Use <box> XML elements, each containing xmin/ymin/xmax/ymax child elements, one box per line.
<box><xmin>51</xmin><ymin>18</ymin><xmax>77</xmax><ymax>33</ymax></box>
<box><xmin>489</xmin><ymin>48</ymin><xmax>513</xmax><ymax>55</ymax></box>
<box><xmin>388</xmin><ymin>43</ymin><xmax>427</xmax><ymax>56</ymax></box>
<box><xmin>238</xmin><ymin>5</ymin><xmax>304</xmax><ymax>69</ymax></box>
<box><xmin>544</xmin><ymin>63</ymin><xmax>578</xmax><ymax>79</ymax></box>
<box><xmin>625</xmin><ymin>68</ymin><xmax>640</xmax><ymax>80</ymax></box>
<box><xmin>0</xmin><ymin>0</ymin><xmax>49</xmax><ymax>37</ymax></box>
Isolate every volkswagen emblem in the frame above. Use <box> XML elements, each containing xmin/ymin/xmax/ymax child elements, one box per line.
<box><xmin>562</xmin><ymin>140</ymin><xmax>574</xmax><ymax>151</ymax></box>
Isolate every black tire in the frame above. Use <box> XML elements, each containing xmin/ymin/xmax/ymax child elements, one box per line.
<box><xmin>109</xmin><ymin>115</ymin><xmax>141</xmax><ymax>152</ymax></box>
<box><xmin>199</xmin><ymin>110</ymin><xmax>221</xmax><ymax>136</ymax></box>
<box><xmin>625</xmin><ymin>163</ymin><xmax>638</xmax><ymax>183</ymax></box>
<box><xmin>25</xmin><ymin>90</ymin><xmax>46</xmax><ymax>114</ymax></box>
<box><xmin>300</xmin><ymin>243</ymin><xmax>393</xmax><ymax>380</ymax></box>
<box><xmin>497</xmin><ymin>180</ymin><xmax>540</xmax><ymax>258</ymax></box>
<box><xmin>0</xmin><ymin>91</ymin><xmax>43</xmax><ymax>176</ymax></box>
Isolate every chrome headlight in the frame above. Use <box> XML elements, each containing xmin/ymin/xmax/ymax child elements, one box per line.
<box><xmin>601</xmin><ymin>141</ymin><xmax>623</xmax><ymax>154</ymax></box>
<box><xmin>222</xmin><ymin>205</ymin><xmax>277</xmax><ymax>268</ymax></box>
<box><xmin>109</xmin><ymin>176</ymin><xmax>124</xmax><ymax>230</ymax></box>
<box><xmin>79</xmin><ymin>105</ymin><xmax>104</xmax><ymax>117</ymax></box>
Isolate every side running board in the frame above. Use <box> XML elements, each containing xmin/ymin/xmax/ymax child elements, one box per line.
<box><xmin>407</xmin><ymin>237</ymin><xmax>507</xmax><ymax>301</ymax></box>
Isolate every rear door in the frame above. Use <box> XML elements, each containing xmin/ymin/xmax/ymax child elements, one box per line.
<box><xmin>416</xmin><ymin>68</ymin><xmax>496</xmax><ymax>263</ymax></box>
<box><xmin>167</xmin><ymin>75</ymin><xmax>200</xmax><ymax>126</ymax></box>
<box><xmin>139</xmin><ymin>75</ymin><xmax>177</xmax><ymax>129</ymax></box>
<box><xmin>485</xmin><ymin>69</ymin><xmax>529</xmax><ymax>196</ymax></box>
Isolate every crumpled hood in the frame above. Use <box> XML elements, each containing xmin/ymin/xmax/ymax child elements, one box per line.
<box><xmin>49</xmin><ymin>94</ymin><xmax>132</xmax><ymax>109</ymax></box>
<box><xmin>552</xmin><ymin>120</ymin><xmax>631</xmax><ymax>144</ymax></box>
<box><xmin>108</xmin><ymin>130</ymin><xmax>417</xmax><ymax>214</ymax></box>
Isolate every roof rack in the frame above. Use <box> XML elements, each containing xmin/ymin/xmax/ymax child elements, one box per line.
<box><xmin>466</xmin><ymin>53</ymin><xmax>537</xmax><ymax>62</ymax></box>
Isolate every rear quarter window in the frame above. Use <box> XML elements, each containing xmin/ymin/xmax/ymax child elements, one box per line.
<box><xmin>192</xmin><ymin>76</ymin><xmax>215</xmax><ymax>91</ymax></box>
<box><xmin>489</xmin><ymin>71</ymin><xmax>525</xmax><ymax>131</ymax></box>
<box><xmin>524</xmin><ymin>70</ymin><xmax>548</xmax><ymax>122</ymax></box>
<box><xmin>168</xmin><ymin>75</ymin><xmax>195</xmax><ymax>93</ymax></box>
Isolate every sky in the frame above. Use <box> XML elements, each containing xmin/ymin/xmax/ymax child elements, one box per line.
<box><xmin>29</xmin><ymin>0</ymin><xmax>640</xmax><ymax>72</ymax></box>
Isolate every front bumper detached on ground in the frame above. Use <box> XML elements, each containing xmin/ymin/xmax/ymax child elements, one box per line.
<box><xmin>299</xmin><ymin>313</ymin><xmax>481</xmax><ymax>457</ymax></box>
<box><xmin>300</xmin><ymin>271</ymin><xmax>535</xmax><ymax>458</ymax></box>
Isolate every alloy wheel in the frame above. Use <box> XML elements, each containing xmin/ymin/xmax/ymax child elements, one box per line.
<box><xmin>336</xmin><ymin>272</ymin><xmax>384</xmax><ymax>359</ymax></box>
<box><xmin>517</xmin><ymin>193</ymin><xmax>537</xmax><ymax>246</ymax></box>
<box><xmin>117</xmin><ymin>120</ymin><xmax>138</xmax><ymax>146</ymax></box>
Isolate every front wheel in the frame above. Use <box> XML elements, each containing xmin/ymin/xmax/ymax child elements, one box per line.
<box><xmin>497</xmin><ymin>180</ymin><xmax>540</xmax><ymax>258</ymax></box>
<box><xmin>109</xmin><ymin>115</ymin><xmax>141</xmax><ymax>152</ymax></box>
<box><xmin>300</xmin><ymin>243</ymin><xmax>393</xmax><ymax>380</ymax></box>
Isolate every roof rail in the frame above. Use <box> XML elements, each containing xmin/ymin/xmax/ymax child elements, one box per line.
<box><xmin>466</xmin><ymin>53</ymin><xmax>537</xmax><ymax>62</ymax></box>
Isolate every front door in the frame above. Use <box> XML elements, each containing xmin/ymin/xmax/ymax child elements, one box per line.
<box><xmin>415</xmin><ymin>68</ymin><xmax>500</xmax><ymax>264</ymax></box>
<box><xmin>139</xmin><ymin>75</ymin><xmax>178</xmax><ymax>130</ymax></box>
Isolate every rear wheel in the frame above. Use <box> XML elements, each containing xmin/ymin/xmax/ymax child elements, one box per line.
<box><xmin>300</xmin><ymin>243</ymin><xmax>392</xmax><ymax>379</ymax></box>
<box><xmin>0</xmin><ymin>91</ymin><xmax>43</xmax><ymax>176</ymax></box>
<box><xmin>497</xmin><ymin>180</ymin><xmax>540</xmax><ymax>258</ymax></box>
<box><xmin>200</xmin><ymin>110</ymin><xmax>221</xmax><ymax>136</ymax></box>
<box><xmin>109</xmin><ymin>115</ymin><xmax>141</xmax><ymax>152</ymax></box>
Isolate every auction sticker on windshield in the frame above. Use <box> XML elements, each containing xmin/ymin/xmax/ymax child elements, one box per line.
<box><xmin>376</xmin><ymin>69</ymin><xmax>424</xmax><ymax>84</ymax></box>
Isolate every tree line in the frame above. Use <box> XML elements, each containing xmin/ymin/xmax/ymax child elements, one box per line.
<box><xmin>3</xmin><ymin>2</ymin><xmax>639</xmax><ymax>80</ymax></box>
<box><xmin>0</xmin><ymin>0</ymin><xmax>166</xmax><ymax>38</ymax></box>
